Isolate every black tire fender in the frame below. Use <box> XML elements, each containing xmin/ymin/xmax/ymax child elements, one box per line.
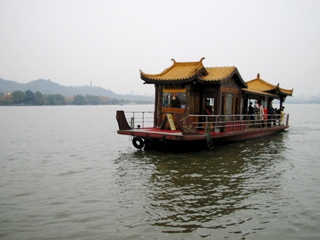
<box><xmin>157</xmin><ymin>139</ymin><xmax>168</xmax><ymax>151</ymax></box>
<box><xmin>132</xmin><ymin>137</ymin><xmax>144</xmax><ymax>149</ymax></box>
<box><xmin>144</xmin><ymin>138</ymin><xmax>154</xmax><ymax>150</ymax></box>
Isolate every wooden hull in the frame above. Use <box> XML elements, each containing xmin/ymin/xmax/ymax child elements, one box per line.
<box><xmin>116</xmin><ymin>110</ymin><xmax>288</xmax><ymax>151</ymax></box>
<box><xmin>117</xmin><ymin>126</ymin><xmax>287</xmax><ymax>142</ymax></box>
<box><xmin>210</xmin><ymin>126</ymin><xmax>288</xmax><ymax>143</ymax></box>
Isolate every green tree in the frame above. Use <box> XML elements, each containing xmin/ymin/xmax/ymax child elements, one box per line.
<box><xmin>25</xmin><ymin>90</ymin><xmax>35</xmax><ymax>104</ymax></box>
<box><xmin>11</xmin><ymin>91</ymin><xmax>26</xmax><ymax>104</ymax></box>
<box><xmin>46</xmin><ymin>94</ymin><xmax>65</xmax><ymax>105</ymax></box>
<box><xmin>0</xmin><ymin>99</ymin><xmax>12</xmax><ymax>105</ymax></box>
<box><xmin>34</xmin><ymin>91</ymin><xmax>44</xmax><ymax>105</ymax></box>
<box><xmin>86</xmin><ymin>95</ymin><xmax>100</xmax><ymax>105</ymax></box>
<box><xmin>74</xmin><ymin>95</ymin><xmax>87</xmax><ymax>105</ymax></box>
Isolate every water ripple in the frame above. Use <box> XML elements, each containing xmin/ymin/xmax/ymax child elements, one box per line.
<box><xmin>1</xmin><ymin>105</ymin><xmax>320</xmax><ymax>239</ymax></box>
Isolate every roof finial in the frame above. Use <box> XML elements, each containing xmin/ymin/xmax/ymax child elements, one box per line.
<box><xmin>257</xmin><ymin>73</ymin><xmax>260</xmax><ymax>79</ymax></box>
<box><xmin>200</xmin><ymin>57</ymin><xmax>205</xmax><ymax>63</ymax></box>
<box><xmin>171</xmin><ymin>58</ymin><xmax>176</xmax><ymax>64</ymax></box>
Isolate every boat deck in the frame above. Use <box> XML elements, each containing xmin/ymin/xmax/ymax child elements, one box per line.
<box><xmin>118</xmin><ymin>124</ymin><xmax>288</xmax><ymax>142</ymax></box>
<box><xmin>116</xmin><ymin>110</ymin><xmax>289</xmax><ymax>150</ymax></box>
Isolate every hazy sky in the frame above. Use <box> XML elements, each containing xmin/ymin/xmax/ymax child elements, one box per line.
<box><xmin>1</xmin><ymin>0</ymin><xmax>319</xmax><ymax>96</ymax></box>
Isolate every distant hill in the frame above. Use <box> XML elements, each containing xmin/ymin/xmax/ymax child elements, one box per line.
<box><xmin>0</xmin><ymin>78</ymin><xmax>154</xmax><ymax>102</ymax></box>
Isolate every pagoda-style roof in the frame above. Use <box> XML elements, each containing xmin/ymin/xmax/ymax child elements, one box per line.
<box><xmin>201</xmin><ymin>67</ymin><xmax>239</xmax><ymax>82</ymax></box>
<box><xmin>140</xmin><ymin>58</ymin><xmax>247</xmax><ymax>87</ymax></box>
<box><xmin>246</xmin><ymin>73</ymin><xmax>293</xmax><ymax>96</ymax></box>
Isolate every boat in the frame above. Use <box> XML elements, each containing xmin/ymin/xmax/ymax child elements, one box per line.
<box><xmin>116</xmin><ymin>58</ymin><xmax>293</xmax><ymax>151</ymax></box>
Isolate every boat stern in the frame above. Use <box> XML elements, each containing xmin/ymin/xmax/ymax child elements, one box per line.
<box><xmin>116</xmin><ymin>110</ymin><xmax>132</xmax><ymax>130</ymax></box>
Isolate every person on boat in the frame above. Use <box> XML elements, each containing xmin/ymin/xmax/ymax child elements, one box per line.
<box><xmin>258</xmin><ymin>100</ymin><xmax>264</xmax><ymax>128</ymax></box>
<box><xmin>170</xmin><ymin>94</ymin><xmax>181</xmax><ymax>108</ymax></box>
<box><xmin>274</xmin><ymin>107</ymin><xmax>278</xmax><ymax>125</ymax></box>
<box><xmin>280</xmin><ymin>106</ymin><xmax>285</xmax><ymax>125</ymax></box>
<box><xmin>254</xmin><ymin>100</ymin><xmax>259</xmax><ymax>113</ymax></box>
<box><xmin>267</xmin><ymin>100</ymin><xmax>275</xmax><ymax>127</ymax></box>
<box><xmin>163</xmin><ymin>93</ymin><xmax>169</xmax><ymax>107</ymax></box>
<box><xmin>205</xmin><ymin>100</ymin><xmax>212</xmax><ymax>115</ymax></box>
<box><xmin>263</xmin><ymin>107</ymin><xmax>268</xmax><ymax>127</ymax></box>
<box><xmin>248</xmin><ymin>102</ymin><xmax>254</xmax><ymax>121</ymax></box>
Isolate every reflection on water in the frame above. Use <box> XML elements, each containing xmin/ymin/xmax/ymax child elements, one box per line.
<box><xmin>114</xmin><ymin>133</ymin><xmax>289</xmax><ymax>238</ymax></box>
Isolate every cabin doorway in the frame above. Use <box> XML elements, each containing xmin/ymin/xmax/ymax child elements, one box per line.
<box><xmin>203</xmin><ymin>92</ymin><xmax>215</xmax><ymax>115</ymax></box>
<box><xmin>204</xmin><ymin>97</ymin><xmax>214</xmax><ymax>115</ymax></box>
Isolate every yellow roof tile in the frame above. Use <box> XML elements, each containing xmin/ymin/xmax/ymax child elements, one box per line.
<box><xmin>246</xmin><ymin>73</ymin><xmax>293</xmax><ymax>96</ymax></box>
<box><xmin>140</xmin><ymin>58</ymin><xmax>245</xmax><ymax>86</ymax></box>
<box><xmin>140</xmin><ymin>59</ymin><xmax>293</xmax><ymax>98</ymax></box>
<box><xmin>201</xmin><ymin>67</ymin><xmax>237</xmax><ymax>81</ymax></box>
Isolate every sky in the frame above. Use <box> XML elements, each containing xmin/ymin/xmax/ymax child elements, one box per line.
<box><xmin>1</xmin><ymin>0</ymin><xmax>319</xmax><ymax>96</ymax></box>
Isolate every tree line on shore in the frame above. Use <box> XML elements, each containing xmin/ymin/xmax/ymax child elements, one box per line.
<box><xmin>0</xmin><ymin>90</ymin><xmax>152</xmax><ymax>105</ymax></box>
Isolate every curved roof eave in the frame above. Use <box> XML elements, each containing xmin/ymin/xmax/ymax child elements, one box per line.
<box><xmin>141</xmin><ymin>75</ymin><xmax>197</xmax><ymax>84</ymax></box>
<box><xmin>242</xmin><ymin>89</ymin><xmax>279</xmax><ymax>98</ymax></box>
<box><xmin>140</xmin><ymin>59</ymin><xmax>176</xmax><ymax>79</ymax></box>
<box><xmin>140</xmin><ymin>58</ymin><xmax>206</xmax><ymax>83</ymax></box>
<box><xmin>265</xmin><ymin>85</ymin><xmax>293</xmax><ymax>97</ymax></box>
<box><xmin>277</xmin><ymin>85</ymin><xmax>294</xmax><ymax>96</ymax></box>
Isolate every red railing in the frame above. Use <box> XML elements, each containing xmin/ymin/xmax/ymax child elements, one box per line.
<box><xmin>121</xmin><ymin>111</ymin><xmax>289</xmax><ymax>133</ymax></box>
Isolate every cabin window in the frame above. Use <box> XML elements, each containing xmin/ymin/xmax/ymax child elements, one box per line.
<box><xmin>226</xmin><ymin>93</ymin><xmax>233</xmax><ymax>115</ymax></box>
<box><xmin>240</xmin><ymin>98</ymin><xmax>244</xmax><ymax>114</ymax></box>
<box><xmin>163</xmin><ymin>87</ymin><xmax>186</xmax><ymax>108</ymax></box>
<box><xmin>221</xmin><ymin>96</ymin><xmax>225</xmax><ymax>115</ymax></box>
<box><xmin>235</xmin><ymin>96</ymin><xmax>239</xmax><ymax>114</ymax></box>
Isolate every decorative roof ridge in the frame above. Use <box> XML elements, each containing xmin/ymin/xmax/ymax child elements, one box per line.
<box><xmin>278</xmin><ymin>84</ymin><xmax>294</xmax><ymax>96</ymax></box>
<box><xmin>279</xmin><ymin>86</ymin><xmax>294</xmax><ymax>92</ymax></box>
<box><xmin>205</xmin><ymin>66</ymin><xmax>236</xmax><ymax>69</ymax></box>
<box><xmin>206</xmin><ymin>66</ymin><xmax>236</xmax><ymax>68</ymax></box>
<box><xmin>171</xmin><ymin>57</ymin><xmax>205</xmax><ymax>66</ymax></box>
<box><xmin>246</xmin><ymin>73</ymin><xmax>276</xmax><ymax>88</ymax></box>
<box><xmin>140</xmin><ymin>57</ymin><xmax>205</xmax><ymax>78</ymax></box>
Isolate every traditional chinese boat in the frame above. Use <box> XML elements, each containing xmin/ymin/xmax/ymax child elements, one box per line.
<box><xmin>116</xmin><ymin>58</ymin><xmax>293</xmax><ymax>151</ymax></box>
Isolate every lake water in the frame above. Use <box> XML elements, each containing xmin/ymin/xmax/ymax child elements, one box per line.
<box><xmin>1</xmin><ymin>104</ymin><xmax>320</xmax><ymax>239</ymax></box>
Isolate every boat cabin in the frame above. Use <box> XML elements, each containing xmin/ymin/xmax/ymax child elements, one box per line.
<box><xmin>140</xmin><ymin>58</ymin><xmax>293</xmax><ymax>128</ymax></box>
